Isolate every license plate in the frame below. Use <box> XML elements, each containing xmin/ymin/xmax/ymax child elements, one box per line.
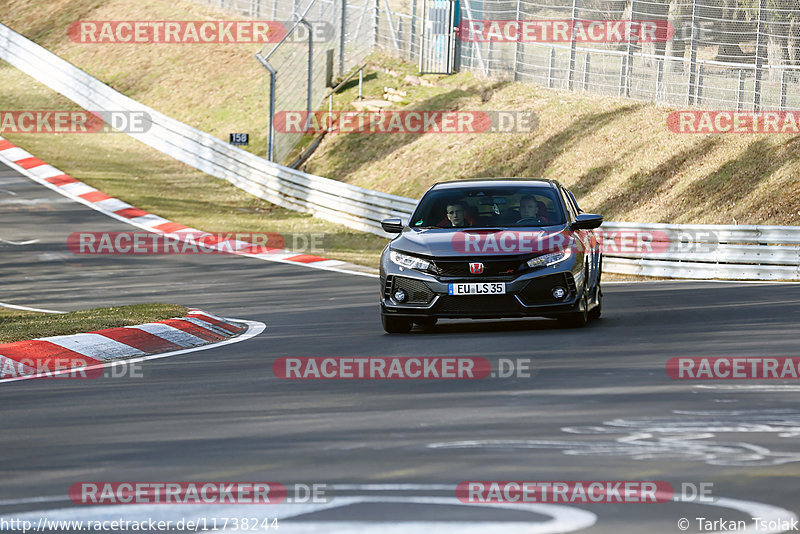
<box><xmin>448</xmin><ymin>283</ymin><xmax>506</xmax><ymax>295</ymax></box>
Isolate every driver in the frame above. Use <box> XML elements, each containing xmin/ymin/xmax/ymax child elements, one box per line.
<box><xmin>517</xmin><ymin>195</ymin><xmax>549</xmax><ymax>224</ymax></box>
<box><xmin>445</xmin><ymin>202</ymin><xmax>471</xmax><ymax>227</ymax></box>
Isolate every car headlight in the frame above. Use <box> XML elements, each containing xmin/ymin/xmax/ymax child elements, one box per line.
<box><xmin>527</xmin><ymin>249</ymin><xmax>571</xmax><ymax>269</ymax></box>
<box><xmin>390</xmin><ymin>250</ymin><xmax>430</xmax><ymax>271</ymax></box>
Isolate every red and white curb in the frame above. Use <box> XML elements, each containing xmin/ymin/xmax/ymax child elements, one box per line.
<box><xmin>0</xmin><ymin>136</ymin><xmax>377</xmax><ymax>278</ymax></box>
<box><xmin>0</xmin><ymin>308</ymin><xmax>265</xmax><ymax>383</ymax></box>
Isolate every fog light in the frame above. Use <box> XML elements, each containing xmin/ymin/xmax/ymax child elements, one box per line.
<box><xmin>552</xmin><ymin>287</ymin><xmax>566</xmax><ymax>299</ymax></box>
<box><xmin>394</xmin><ymin>289</ymin><xmax>408</xmax><ymax>302</ymax></box>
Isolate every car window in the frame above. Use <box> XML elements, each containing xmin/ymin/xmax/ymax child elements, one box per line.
<box><xmin>410</xmin><ymin>185</ymin><xmax>566</xmax><ymax>228</ymax></box>
<box><xmin>567</xmin><ymin>190</ymin><xmax>582</xmax><ymax>214</ymax></box>
<box><xmin>559</xmin><ymin>187</ymin><xmax>577</xmax><ymax>222</ymax></box>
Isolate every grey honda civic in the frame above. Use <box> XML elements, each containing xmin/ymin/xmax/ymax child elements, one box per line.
<box><xmin>379</xmin><ymin>179</ymin><xmax>603</xmax><ymax>333</ymax></box>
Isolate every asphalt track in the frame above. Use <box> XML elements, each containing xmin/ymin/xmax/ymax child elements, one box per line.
<box><xmin>1</xmin><ymin>160</ymin><xmax>800</xmax><ymax>533</ymax></box>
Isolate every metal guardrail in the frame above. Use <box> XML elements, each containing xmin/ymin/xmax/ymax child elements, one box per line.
<box><xmin>599</xmin><ymin>222</ymin><xmax>800</xmax><ymax>280</ymax></box>
<box><xmin>2</xmin><ymin>23</ymin><xmax>800</xmax><ymax>280</ymax></box>
<box><xmin>0</xmin><ymin>22</ymin><xmax>414</xmax><ymax>237</ymax></box>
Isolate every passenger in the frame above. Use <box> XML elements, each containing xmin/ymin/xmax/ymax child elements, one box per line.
<box><xmin>517</xmin><ymin>195</ymin><xmax>550</xmax><ymax>224</ymax></box>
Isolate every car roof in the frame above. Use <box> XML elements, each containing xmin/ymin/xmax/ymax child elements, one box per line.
<box><xmin>429</xmin><ymin>178</ymin><xmax>558</xmax><ymax>190</ymax></box>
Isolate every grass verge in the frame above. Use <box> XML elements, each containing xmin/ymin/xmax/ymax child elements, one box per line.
<box><xmin>0</xmin><ymin>304</ymin><xmax>189</xmax><ymax>344</ymax></box>
<box><xmin>0</xmin><ymin>62</ymin><xmax>389</xmax><ymax>268</ymax></box>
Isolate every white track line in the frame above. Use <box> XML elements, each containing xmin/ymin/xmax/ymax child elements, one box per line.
<box><xmin>0</xmin><ymin>301</ymin><xmax>66</xmax><ymax>314</ymax></box>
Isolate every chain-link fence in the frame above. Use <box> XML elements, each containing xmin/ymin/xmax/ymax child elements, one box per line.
<box><xmin>193</xmin><ymin>0</ymin><xmax>373</xmax><ymax>162</ymax></box>
<box><xmin>193</xmin><ymin>0</ymin><xmax>800</xmax><ymax>161</ymax></box>
<box><xmin>377</xmin><ymin>0</ymin><xmax>800</xmax><ymax>112</ymax></box>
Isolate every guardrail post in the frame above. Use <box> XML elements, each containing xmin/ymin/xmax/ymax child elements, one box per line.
<box><xmin>753</xmin><ymin>0</ymin><xmax>766</xmax><ymax>111</ymax></box>
<box><xmin>568</xmin><ymin>0</ymin><xmax>579</xmax><ymax>90</ymax></box>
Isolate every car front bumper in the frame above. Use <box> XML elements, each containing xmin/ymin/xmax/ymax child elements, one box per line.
<box><xmin>380</xmin><ymin>268</ymin><xmax>585</xmax><ymax>320</ymax></box>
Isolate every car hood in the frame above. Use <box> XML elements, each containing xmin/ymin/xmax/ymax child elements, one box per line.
<box><xmin>390</xmin><ymin>226</ymin><xmax>571</xmax><ymax>258</ymax></box>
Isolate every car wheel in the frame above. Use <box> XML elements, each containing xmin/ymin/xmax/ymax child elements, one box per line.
<box><xmin>382</xmin><ymin>314</ymin><xmax>413</xmax><ymax>333</ymax></box>
<box><xmin>589</xmin><ymin>285</ymin><xmax>602</xmax><ymax>320</ymax></box>
<box><xmin>558</xmin><ymin>288</ymin><xmax>589</xmax><ymax>328</ymax></box>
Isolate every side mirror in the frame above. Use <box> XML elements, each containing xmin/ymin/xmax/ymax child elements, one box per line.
<box><xmin>570</xmin><ymin>213</ymin><xmax>603</xmax><ymax>230</ymax></box>
<box><xmin>381</xmin><ymin>217</ymin><xmax>404</xmax><ymax>234</ymax></box>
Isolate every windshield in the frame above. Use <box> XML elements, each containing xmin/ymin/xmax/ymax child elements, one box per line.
<box><xmin>409</xmin><ymin>185</ymin><xmax>566</xmax><ymax>229</ymax></box>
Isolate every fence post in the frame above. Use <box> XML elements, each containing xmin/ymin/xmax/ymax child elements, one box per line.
<box><xmin>568</xmin><ymin>0</ymin><xmax>579</xmax><ymax>90</ymax></box>
<box><xmin>410</xmin><ymin>0</ymin><xmax>418</xmax><ymax>62</ymax></box>
<box><xmin>583</xmin><ymin>52</ymin><xmax>590</xmax><ymax>91</ymax></box>
<box><xmin>373</xmin><ymin>0</ymin><xmax>379</xmax><ymax>48</ymax></box>
<box><xmin>618</xmin><ymin>55</ymin><xmax>626</xmax><ymax>96</ymax></box>
<box><xmin>382</xmin><ymin>0</ymin><xmax>402</xmax><ymax>51</ymax></box>
<box><xmin>753</xmin><ymin>0</ymin><xmax>767</xmax><ymax>111</ymax></box>
<box><xmin>687</xmin><ymin>0</ymin><xmax>699</xmax><ymax>104</ymax></box>
<box><xmin>488</xmin><ymin>40</ymin><xmax>495</xmax><ymax>77</ymax></box>
<box><xmin>696</xmin><ymin>63</ymin><xmax>704</xmax><ymax>105</ymax></box>
<box><xmin>548</xmin><ymin>47</ymin><xmax>556</xmax><ymax>88</ymax></box>
<box><xmin>514</xmin><ymin>0</ymin><xmax>523</xmax><ymax>81</ymax></box>
<box><xmin>255</xmin><ymin>54</ymin><xmax>277</xmax><ymax>161</ymax></box>
<box><xmin>624</xmin><ymin>0</ymin><xmax>636</xmax><ymax>97</ymax></box>
<box><xmin>780</xmin><ymin>69</ymin><xmax>789</xmax><ymax>111</ymax></box>
<box><xmin>460</xmin><ymin>0</ymin><xmax>487</xmax><ymax>75</ymax></box>
<box><xmin>339</xmin><ymin>0</ymin><xmax>347</xmax><ymax>76</ymax></box>
<box><xmin>655</xmin><ymin>57</ymin><xmax>663</xmax><ymax>101</ymax></box>
<box><xmin>736</xmin><ymin>69</ymin><xmax>745</xmax><ymax>111</ymax></box>
<box><xmin>300</xmin><ymin>19</ymin><xmax>314</xmax><ymax>133</ymax></box>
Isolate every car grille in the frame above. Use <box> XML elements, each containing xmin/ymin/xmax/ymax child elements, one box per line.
<box><xmin>384</xmin><ymin>275</ymin><xmax>435</xmax><ymax>305</ymax></box>
<box><xmin>429</xmin><ymin>257</ymin><xmax>527</xmax><ymax>278</ymax></box>
<box><xmin>519</xmin><ymin>273</ymin><xmax>575</xmax><ymax>306</ymax></box>
<box><xmin>435</xmin><ymin>295</ymin><xmax>522</xmax><ymax>315</ymax></box>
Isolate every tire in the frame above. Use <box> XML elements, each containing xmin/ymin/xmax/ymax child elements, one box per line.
<box><xmin>589</xmin><ymin>285</ymin><xmax>602</xmax><ymax>320</ymax></box>
<box><xmin>382</xmin><ymin>314</ymin><xmax>413</xmax><ymax>333</ymax></box>
<box><xmin>558</xmin><ymin>288</ymin><xmax>589</xmax><ymax>328</ymax></box>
